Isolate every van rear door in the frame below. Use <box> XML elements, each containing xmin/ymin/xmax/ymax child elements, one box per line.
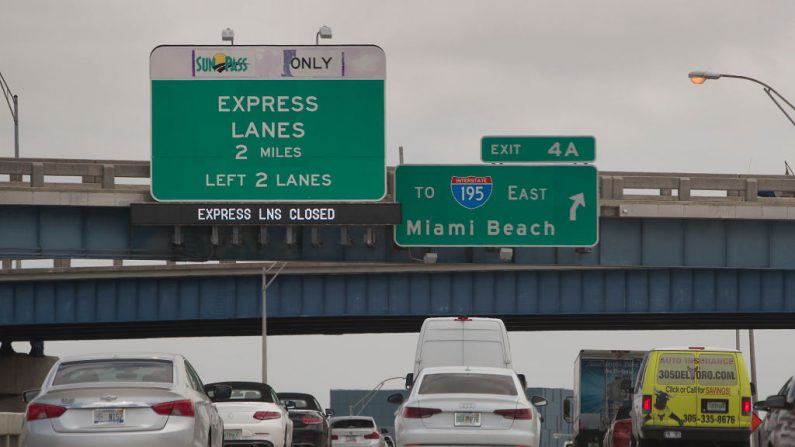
<box><xmin>652</xmin><ymin>352</ymin><xmax>699</xmax><ymax>428</ymax></box>
<box><xmin>694</xmin><ymin>352</ymin><xmax>741</xmax><ymax>428</ymax></box>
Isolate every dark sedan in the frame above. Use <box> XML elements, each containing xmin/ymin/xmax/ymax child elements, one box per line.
<box><xmin>278</xmin><ymin>392</ymin><xmax>334</xmax><ymax>447</ymax></box>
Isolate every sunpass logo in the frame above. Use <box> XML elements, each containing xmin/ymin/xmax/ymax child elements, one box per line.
<box><xmin>194</xmin><ymin>52</ymin><xmax>249</xmax><ymax>74</ymax></box>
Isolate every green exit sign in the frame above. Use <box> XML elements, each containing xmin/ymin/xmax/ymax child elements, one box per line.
<box><xmin>395</xmin><ymin>165</ymin><xmax>598</xmax><ymax>247</ymax></box>
<box><xmin>481</xmin><ymin>136</ymin><xmax>595</xmax><ymax>163</ymax></box>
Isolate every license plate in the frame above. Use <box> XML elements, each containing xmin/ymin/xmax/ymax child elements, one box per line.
<box><xmin>345</xmin><ymin>435</ymin><xmax>357</xmax><ymax>442</ymax></box>
<box><xmin>454</xmin><ymin>412</ymin><xmax>481</xmax><ymax>427</ymax></box>
<box><xmin>705</xmin><ymin>400</ymin><xmax>727</xmax><ymax>412</ymax></box>
<box><xmin>93</xmin><ymin>408</ymin><xmax>124</xmax><ymax>425</ymax></box>
<box><xmin>224</xmin><ymin>429</ymin><xmax>242</xmax><ymax>440</ymax></box>
<box><xmin>664</xmin><ymin>431</ymin><xmax>682</xmax><ymax>439</ymax></box>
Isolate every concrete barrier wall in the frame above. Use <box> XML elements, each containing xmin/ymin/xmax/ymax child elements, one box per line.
<box><xmin>0</xmin><ymin>412</ymin><xmax>23</xmax><ymax>447</ymax></box>
<box><xmin>0</xmin><ymin>355</ymin><xmax>57</xmax><ymax>412</ymax></box>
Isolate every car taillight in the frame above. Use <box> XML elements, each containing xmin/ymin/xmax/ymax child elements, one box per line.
<box><xmin>403</xmin><ymin>406</ymin><xmax>441</xmax><ymax>418</ymax></box>
<box><xmin>455</xmin><ymin>316</ymin><xmax>472</xmax><ymax>321</ymax></box>
<box><xmin>331</xmin><ymin>434</ymin><xmax>338</xmax><ymax>440</ymax></box>
<box><xmin>642</xmin><ymin>395</ymin><xmax>652</xmax><ymax>413</ymax></box>
<box><xmin>614</xmin><ymin>420</ymin><xmax>632</xmax><ymax>435</ymax></box>
<box><xmin>254</xmin><ymin>411</ymin><xmax>281</xmax><ymax>420</ymax></box>
<box><xmin>742</xmin><ymin>397</ymin><xmax>752</xmax><ymax>415</ymax></box>
<box><xmin>363</xmin><ymin>432</ymin><xmax>380</xmax><ymax>440</ymax></box>
<box><xmin>26</xmin><ymin>403</ymin><xmax>67</xmax><ymax>421</ymax></box>
<box><xmin>152</xmin><ymin>400</ymin><xmax>195</xmax><ymax>417</ymax></box>
<box><xmin>302</xmin><ymin>415</ymin><xmax>323</xmax><ymax>424</ymax></box>
<box><xmin>494</xmin><ymin>408</ymin><xmax>533</xmax><ymax>420</ymax></box>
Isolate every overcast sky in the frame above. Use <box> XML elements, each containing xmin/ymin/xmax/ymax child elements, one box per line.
<box><xmin>3</xmin><ymin>0</ymin><xmax>795</xmax><ymax>410</ymax></box>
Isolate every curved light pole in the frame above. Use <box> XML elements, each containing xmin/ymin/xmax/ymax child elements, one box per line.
<box><xmin>688</xmin><ymin>70</ymin><xmax>795</xmax><ymax>128</ymax></box>
<box><xmin>688</xmin><ymin>70</ymin><xmax>777</xmax><ymax>447</ymax></box>
<box><xmin>0</xmin><ymin>72</ymin><xmax>19</xmax><ymax>157</ymax></box>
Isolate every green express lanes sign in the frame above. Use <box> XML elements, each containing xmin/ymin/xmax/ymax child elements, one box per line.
<box><xmin>481</xmin><ymin>136</ymin><xmax>595</xmax><ymax>163</ymax></box>
<box><xmin>150</xmin><ymin>46</ymin><xmax>385</xmax><ymax>201</ymax></box>
<box><xmin>395</xmin><ymin>165</ymin><xmax>598</xmax><ymax>247</ymax></box>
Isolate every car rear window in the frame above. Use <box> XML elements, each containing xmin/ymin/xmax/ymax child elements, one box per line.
<box><xmin>697</xmin><ymin>354</ymin><xmax>738</xmax><ymax>386</ymax></box>
<box><xmin>418</xmin><ymin>373</ymin><xmax>518</xmax><ymax>396</ymax></box>
<box><xmin>53</xmin><ymin>359</ymin><xmax>173</xmax><ymax>385</ymax></box>
<box><xmin>229</xmin><ymin>389</ymin><xmax>265</xmax><ymax>401</ymax></box>
<box><xmin>332</xmin><ymin>419</ymin><xmax>374</xmax><ymax>429</ymax></box>
<box><xmin>280</xmin><ymin>398</ymin><xmax>318</xmax><ymax>410</ymax></box>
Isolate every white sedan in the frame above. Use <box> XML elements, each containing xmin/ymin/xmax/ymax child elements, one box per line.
<box><xmin>390</xmin><ymin>366</ymin><xmax>546</xmax><ymax>447</ymax></box>
<box><xmin>331</xmin><ymin>416</ymin><xmax>385</xmax><ymax>447</ymax></box>
<box><xmin>207</xmin><ymin>381</ymin><xmax>293</xmax><ymax>447</ymax></box>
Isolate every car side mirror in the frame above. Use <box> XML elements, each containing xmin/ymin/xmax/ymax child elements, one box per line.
<box><xmin>763</xmin><ymin>395</ymin><xmax>789</xmax><ymax>410</ymax></box>
<box><xmin>387</xmin><ymin>393</ymin><xmax>405</xmax><ymax>405</ymax></box>
<box><xmin>380</xmin><ymin>428</ymin><xmax>389</xmax><ymax>434</ymax></box>
<box><xmin>405</xmin><ymin>373</ymin><xmax>414</xmax><ymax>390</ymax></box>
<box><xmin>325</xmin><ymin>408</ymin><xmax>335</xmax><ymax>416</ymax></box>
<box><xmin>531</xmin><ymin>396</ymin><xmax>548</xmax><ymax>407</ymax></box>
<box><xmin>517</xmin><ymin>374</ymin><xmax>527</xmax><ymax>390</ymax></box>
<box><xmin>754</xmin><ymin>400</ymin><xmax>769</xmax><ymax>412</ymax></box>
<box><xmin>563</xmin><ymin>397</ymin><xmax>572</xmax><ymax>422</ymax></box>
<box><xmin>211</xmin><ymin>385</ymin><xmax>232</xmax><ymax>401</ymax></box>
<box><xmin>22</xmin><ymin>389</ymin><xmax>40</xmax><ymax>403</ymax></box>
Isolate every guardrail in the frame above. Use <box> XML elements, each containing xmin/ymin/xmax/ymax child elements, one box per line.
<box><xmin>2</xmin><ymin>158</ymin><xmax>795</xmax><ymax>204</ymax></box>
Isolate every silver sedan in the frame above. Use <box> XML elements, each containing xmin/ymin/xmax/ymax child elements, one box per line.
<box><xmin>20</xmin><ymin>353</ymin><xmax>228</xmax><ymax>447</ymax></box>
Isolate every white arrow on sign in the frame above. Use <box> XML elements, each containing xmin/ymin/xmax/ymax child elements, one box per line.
<box><xmin>569</xmin><ymin>193</ymin><xmax>585</xmax><ymax>221</ymax></box>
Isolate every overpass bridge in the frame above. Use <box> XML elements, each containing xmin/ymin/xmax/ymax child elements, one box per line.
<box><xmin>2</xmin><ymin>158</ymin><xmax>795</xmax><ymax>339</ymax></box>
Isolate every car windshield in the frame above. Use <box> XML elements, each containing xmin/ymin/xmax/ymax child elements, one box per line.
<box><xmin>332</xmin><ymin>419</ymin><xmax>374</xmax><ymax>429</ymax></box>
<box><xmin>418</xmin><ymin>373</ymin><xmax>518</xmax><ymax>396</ymax></box>
<box><xmin>52</xmin><ymin>359</ymin><xmax>174</xmax><ymax>385</ymax></box>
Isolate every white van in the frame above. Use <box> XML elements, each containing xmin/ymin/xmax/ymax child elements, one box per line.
<box><xmin>406</xmin><ymin>317</ymin><xmax>513</xmax><ymax>387</ymax></box>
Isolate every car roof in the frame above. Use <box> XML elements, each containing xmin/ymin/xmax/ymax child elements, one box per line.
<box><xmin>278</xmin><ymin>392</ymin><xmax>316</xmax><ymax>399</ymax></box>
<box><xmin>331</xmin><ymin>416</ymin><xmax>376</xmax><ymax>421</ymax></box>
<box><xmin>653</xmin><ymin>346</ymin><xmax>740</xmax><ymax>353</ymax></box>
<box><xmin>57</xmin><ymin>353</ymin><xmax>181</xmax><ymax>363</ymax></box>
<box><xmin>419</xmin><ymin>366</ymin><xmax>516</xmax><ymax>375</ymax></box>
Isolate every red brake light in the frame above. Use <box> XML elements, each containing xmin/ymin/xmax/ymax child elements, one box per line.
<box><xmin>403</xmin><ymin>406</ymin><xmax>442</xmax><ymax>418</ymax></box>
<box><xmin>742</xmin><ymin>397</ymin><xmax>752</xmax><ymax>415</ymax></box>
<box><xmin>302</xmin><ymin>415</ymin><xmax>323</xmax><ymax>424</ymax></box>
<box><xmin>26</xmin><ymin>403</ymin><xmax>67</xmax><ymax>421</ymax></box>
<box><xmin>642</xmin><ymin>395</ymin><xmax>652</xmax><ymax>413</ymax></box>
<box><xmin>254</xmin><ymin>411</ymin><xmax>281</xmax><ymax>420</ymax></box>
<box><xmin>363</xmin><ymin>432</ymin><xmax>380</xmax><ymax>440</ymax></box>
<box><xmin>455</xmin><ymin>317</ymin><xmax>472</xmax><ymax>321</ymax></box>
<box><xmin>331</xmin><ymin>435</ymin><xmax>338</xmax><ymax>440</ymax></box>
<box><xmin>152</xmin><ymin>400</ymin><xmax>195</xmax><ymax>417</ymax></box>
<box><xmin>495</xmin><ymin>408</ymin><xmax>533</xmax><ymax>420</ymax></box>
<box><xmin>688</xmin><ymin>346</ymin><xmax>705</xmax><ymax>350</ymax></box>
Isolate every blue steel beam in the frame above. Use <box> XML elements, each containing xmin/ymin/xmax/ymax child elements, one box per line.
<box><xmin>2</xmin><ymin>268</ymin><xmax>795</xmax><ymax>340</ymax></box>
<box><xmin>3</xmin><ymin>205</ymin><xmax>795</xmax><ymax>269</ymax></box>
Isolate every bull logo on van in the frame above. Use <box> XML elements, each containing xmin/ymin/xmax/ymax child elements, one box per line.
<box><xmin>645</xmin><ymin>389</ymin><xmax>684</xmax><ymax>426</ymax></box>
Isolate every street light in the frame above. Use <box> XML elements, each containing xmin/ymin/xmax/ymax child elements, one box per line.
<box><xmin>0</xmin><ymin>72</ymin><xmax>19</xmax><ymax>157</ymax></box>
<box><xmin>261</xmin><ymin>262</ymin><xmax>286</xmax><ymax>384</ymax></box>
<box><xmin>316</xmin><ymin>25</ymin><xmax>332</xmax><ymax>45</ymax></box>
<box><xmin>688</xmin><ymin>70</ymin><xmax>795</xmax><ymax>127</ymax></box>
<box><xmin>221</xmin><ymin>28</ymin><xmax>235</xmax><ymax>45</ymax></box>
<box><xmin>687</xmin><ymin>70</ymin><xmax>777</xmax><ymax>447</ymax></box>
